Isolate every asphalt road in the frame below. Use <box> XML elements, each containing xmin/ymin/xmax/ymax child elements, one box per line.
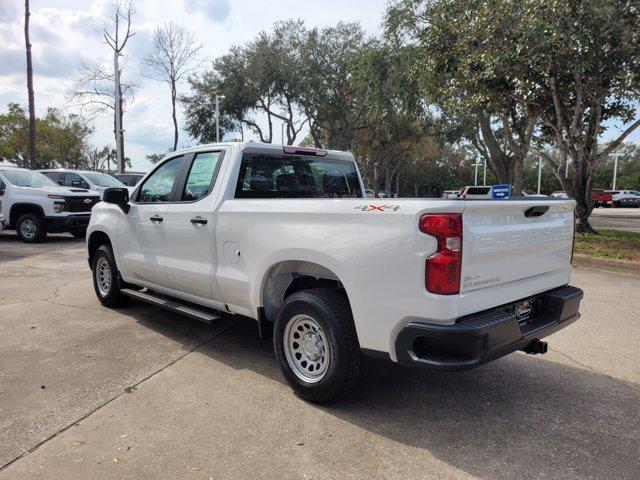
<box><xmin>590</xmin><ymin>207</ymin><xmax>640</xmax><ymax>232</ymax></box>
<box><xmin>0</xmin><ymin>231</ymin><xmax>639</xmax><ymax>480</ymax></box>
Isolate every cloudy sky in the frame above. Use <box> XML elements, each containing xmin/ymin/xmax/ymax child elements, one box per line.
<box><xmin>0</xmin><ymin>0</ymin><xmax>386</xmax><ymax>170</ymax></box>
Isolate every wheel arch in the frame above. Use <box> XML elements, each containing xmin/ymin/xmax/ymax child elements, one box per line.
<box><xmin>87</xmin><ymin>230</ymin><xmax>113</xmax><ymax>268</ymax></box>
<box><xmin>9</xmin><ymin>203</ymin><xmax>45</xmax><ymax>227</ymax></box>
<box><xmin>259</xmin><ymin>258</ymin><xmax>353</xmax><ymax>323</ymax></box>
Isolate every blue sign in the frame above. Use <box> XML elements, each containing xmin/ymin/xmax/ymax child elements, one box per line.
<box><xmin>492</xmin><ymin>184</ymin><xmax>511</xmax><ymax>199</ymax></box>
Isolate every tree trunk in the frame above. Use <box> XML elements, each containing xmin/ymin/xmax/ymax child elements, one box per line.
<box><xmin>512</xmin><ymin>155</ymin><xmax>524</xmax><ymax>196</ymax></box>
<box><xmin>24</xmin><ymin>0</ymin><xmax>36</xmax><ymax>169</ymax></box>
<box><xmin>170</xmin><ymin>79</ymin><xmax>178</xmax><ymax>151</ymax></box>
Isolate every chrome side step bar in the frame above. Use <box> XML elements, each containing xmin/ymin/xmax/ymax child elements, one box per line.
<box><xmin>121</xmin><ymin>288</ymin><xmax>221</xmax><ymax>324</ymax></box>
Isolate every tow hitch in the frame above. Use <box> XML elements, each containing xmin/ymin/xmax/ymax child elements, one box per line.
<box><xmin>522</xmin><ymin>339</ymin><xmax>548</xmax><ymax>355</ymax></box>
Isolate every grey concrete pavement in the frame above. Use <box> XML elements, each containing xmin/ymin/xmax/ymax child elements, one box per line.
<box><xmin>0</xmin><ymin>231</ymin><xmax>639</xmax><ymax>479</ymax></box>
<box><xmin>590</xmin><ymin>207</ymin><xmax>640</xmax><ymax>232</ymax></box>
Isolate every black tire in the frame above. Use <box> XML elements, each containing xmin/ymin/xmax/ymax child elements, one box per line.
<box><xmin>70</xmin><ymin>227</ymin><xmax>87</xmax><ymax>239</ymax></box>
<box><xmin>274</xmin><ymin>288</ymin><xmax>362</xmax><ymax>403</ymax></box>
<box><xmin>91</xmin><ymin>244</ymin><xmax>130</xmax><ymax>307</ymax></box>
<box><xmin>16</xmin><ymin>213</ymin><xmax>47</xmax><ymax>243</ymax></box>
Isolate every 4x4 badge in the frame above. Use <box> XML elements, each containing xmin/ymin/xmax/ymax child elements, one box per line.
<box><xmin>353</xmin><ymin>205</ymin><xmax>401</xmax><ymax>212</ymax></box>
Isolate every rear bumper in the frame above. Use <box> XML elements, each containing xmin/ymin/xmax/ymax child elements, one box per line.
<box><xmin>43</xmin><ymin>214</ymin><xmax>91</xmax><ymax>232</ymax></box>
<box><xmin>395</xmin><ymin>286</ymin><xmax>583</xmax><ymax>370</ymax></box>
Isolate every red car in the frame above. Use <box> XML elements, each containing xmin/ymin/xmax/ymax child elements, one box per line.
<box><xmin>592</xmin><ymin>189</ymin><xmax>613</xmax><ymax>207</ymax></box>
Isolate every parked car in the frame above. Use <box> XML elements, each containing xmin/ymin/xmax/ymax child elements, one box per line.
<box><xmin>0</xmin><ymin>166</ymin><xmax>100</xmax><ymax>242</ymax></box>
<box><xmin>87</xmin><ymin>142</ymin><xmax>582</xmax><ymax>403</ymax></box>
<box><xmin>550</xmin><ymin>191</ymin><xmax>569</xmax><ymax>199</ymax></box>
<box><xmin>39</xmin><ymin>169</ymin><xmax>126</xmax><ymax>199</ymax></box>
<box><xmin>365</xmin><ymin>189</ymin><xmax>375</xmax><ymax>198</ymax></box>
<box><xmin>459</xmin><ymin>185</ymin><xmax>493</xmax><ymax>199</ymax></box>
<box><xmin>522</xmin><ymin>190</ymin><xmax>547</xmax><ymax>197</ymax></box>
<box><xmin>605</xmin><ymin>190</ymin><xmax>640</xmax><ymax>208</ymax></box>
<box><xmin>113</xmin><ymin>172</ymin><xmax>145</xmax><ymax>187</ymax></box>
<box><xmin>441</xmin><ymin>190</ymin><xmax>461</xmax><ymax>199</ymax></box>
<box><xmin>612</xmin><ymin>196</ymin><xmax>640</xmax><ymax>208</ymax></box>
<box><xmin>592</xmin><ymin>189</ymin><xmax>613</xmax><ymax>207</ymax></box>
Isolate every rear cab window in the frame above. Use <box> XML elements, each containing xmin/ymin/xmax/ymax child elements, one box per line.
<box><xmin>235</xmin><ymin>153</ymin><xmax>362</xmax><ymax>199</ymax></box>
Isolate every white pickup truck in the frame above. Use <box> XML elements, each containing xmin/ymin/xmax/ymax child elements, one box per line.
<box><xmin>86</xmin><ymin>142</ymin><xmax>583</xmax><ymax>402</ymax></box>
<box><xmin>0</xmin><ymin>166</ymin><xmax>100</xmax><ymax>242</ymax></box>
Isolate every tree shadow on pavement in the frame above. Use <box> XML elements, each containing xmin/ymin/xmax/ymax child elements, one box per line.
<box><xmin>184</xmin><ymin>316</ymin><xmax>639</xmax><ymax>480</ymax></box>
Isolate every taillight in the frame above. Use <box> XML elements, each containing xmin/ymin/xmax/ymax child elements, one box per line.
<box><xmin>419</xmin><ymin>214</ymin><xmax>462</xmax><ymax>295</ymax></box>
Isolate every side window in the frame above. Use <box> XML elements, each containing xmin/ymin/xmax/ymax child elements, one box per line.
<box><xmin>0</xmin><ymin>179</ymin><xmax>5</xmax><ymax>196</ymax></box>
<box><xmin>64</xmin><ymin>173</ymin><xmax>89</xmax><ymax>189</ymax></box>
<box><xmin>182</xmin><ymin>152</ymin><xmax>222</xmax><ymax>201</ymax></box>
<box><xmin>138</xmin><ymin>156</ymin><xmax>185</xmax><ymax>203</ymax></box>
<box><xmin>42</xmin><ymin>172</ymin><xmax>61</xmax><ymax>184</ymax></box>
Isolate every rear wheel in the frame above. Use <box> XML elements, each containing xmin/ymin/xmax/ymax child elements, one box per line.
<box><xmin>274</xmin><ymin>288</ymin><xmax>362</xmax><ymax>403</ymax></box>
<box><xmin>16</xmin><ymin>213</ymin><xmax>47</xmax><ymax>243</ymax></box>
<box><xmin>92</xmin><ymin>244</ymin><xmax>130</xmax><ymax>307</ymax></box>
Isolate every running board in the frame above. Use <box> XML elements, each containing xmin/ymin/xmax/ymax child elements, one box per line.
<box><xmin>121</xmin><ymin>288</ymin><xmax>222</xmax><ymax>324</ymax></box>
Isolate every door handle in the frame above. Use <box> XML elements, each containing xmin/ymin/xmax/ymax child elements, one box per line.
<box><xmin>190</xmin><ymin>216</ymin><xmax>208</xmax><ymax>225</ymax></box>
<box><xmin>150</xmin><ymin>215</ymin><xmax>163</xmax><ymax>223</ymax></box>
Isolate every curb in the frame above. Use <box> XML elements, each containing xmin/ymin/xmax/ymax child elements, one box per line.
<box><xmin>573</xmin><ymin>254</ymin><xmax>640</xmax><ymax>276</ymax></box>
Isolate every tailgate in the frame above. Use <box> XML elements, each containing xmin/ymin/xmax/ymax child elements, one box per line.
<box><xmin>459</xmin><ymin>199</ymin><xmax>575</xmax><ymax>316</ymax></box>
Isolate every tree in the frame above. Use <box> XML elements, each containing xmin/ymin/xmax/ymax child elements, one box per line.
<box><xmin>24</xmin><ymin>0</ymin><xmax>36</xmax><ymax>169</ymax></box>
<box><xmin>69</xmin><ymin>63</ymin><xmax>135</xmax><ymax>119</ymax></box>
<box><xmin>296</xmin><ymin>22</ymin><xmax>367</xmax><ymax>150</ymax></box>
<box><xmin>146</xmin><ymin>149</ymin><xmax>173</xmax><ymax>164</ymax></box>
<box><xmin>0</xmin><ymin>103</ymin><xmax>93</xmax><ymax>169</ymax></box>
<box><xmin>182</xmin><ymin>20</ymin><xmax>312</xmax><ymax>145</ymax></box>
<box><xmin>349</xmin><ymin>41</ymin><xmax>425</xmax><ymax>196</ymax></box>
<box><xmin>143</xmin><ymin>22</ymin><xmax>202</xmax><ymax>151</ymax></box>
<box><xmin>514</xmin><ymin>0</ymin><xmax>640</xmax><ymax>232</ymax></box>
<box><xmin>385</xmin><ymin>0</ymin><xmax>540</xmax><ymax>196</ymax></box>
<box><xmin>103</xmin><ymin>0</ymin><xmax>135</xmax><ymax>173</ymax></box>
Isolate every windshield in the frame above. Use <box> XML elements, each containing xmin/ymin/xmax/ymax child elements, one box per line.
<box><xmin>82</xmin><ymin>172</ymin><xmax>125</xmax><ymax>187</ymax></box>
<box><xmin>0</xmin><ymin>169</ymin><xmax>57</xmax><ymax>187</ymax></box>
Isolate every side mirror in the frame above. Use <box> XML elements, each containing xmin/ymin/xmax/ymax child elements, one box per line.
<box><xmin>103</xmin><ymin>187</ymin><xmax>130</xmax><ymax>213</ymax></box>
<box><xmin>57</xmin><ymin>180</ymin><xmax>64</xmax><ymax>185</ymax></box>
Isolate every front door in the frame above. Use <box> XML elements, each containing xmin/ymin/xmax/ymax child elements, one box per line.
<box><xmin>164</xmin><ymin>150</ymin><xmax>225</xmax><ymax>299</ymax></box>
<box><xmin>117</xmin><ymin>155</ymin><xmax>186</xmax><ymax>286</ymax></box>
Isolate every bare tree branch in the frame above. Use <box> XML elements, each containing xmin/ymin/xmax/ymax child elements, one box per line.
<box><xmin>143</xmin><ymin>21</ymin><xmax>203</xmax><ymax>150</ymax></box>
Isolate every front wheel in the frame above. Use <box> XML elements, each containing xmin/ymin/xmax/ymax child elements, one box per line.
<box><xmin>16</xmin><ymin>213</ymin><xmax>47</xmax><ymax>243</ymax></box>
<box><xmin>274</xmin><ymin>288</ymin><xmax>362</xmax><ymax>403</ymax></box>
<box><xmin>91</xmin><ymin>244</ymin><xmax>130</xmax><ymax>307</ymax></box>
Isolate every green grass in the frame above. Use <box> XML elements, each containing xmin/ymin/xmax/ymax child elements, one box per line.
<box><xmin>574</xmin><ymin>229</ymin><xmax>640</xmax><ymax>262</ymax></box>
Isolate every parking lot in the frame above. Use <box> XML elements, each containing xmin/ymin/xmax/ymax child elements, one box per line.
<box><xmin>590</xmin><ymin>207</ymin><xmax>640</xmax><ymax>232</ymax></box>
<box><xmin>0</xmin><ymin>231</ymin><xmax>639</xmax><ymax>480</ymax></box>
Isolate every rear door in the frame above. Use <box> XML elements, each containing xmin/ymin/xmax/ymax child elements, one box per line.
<box><xmin>164</xmin><ymin>150</ymin><xmax>225</xmax><ymax>300</ymax></box>
<box><xmin>117</xmin><ymin>155</ymin><xmax>187</xmax><ymax>286</ymax></box>
<box><xmin>459</xmin><ymin>199</ymin><xmax>575</xmax><ymax>316</ymax></box>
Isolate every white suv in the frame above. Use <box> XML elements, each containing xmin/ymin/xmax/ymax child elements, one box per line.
<box><xmin>39</xmin><ymin>169</ymin><xmax>127</xmax><ymax>199</ymax></box>
<box><xmin>0</xmin><ymin>166</ymin><xmax>100</xmax><ymax>242</ymax></box>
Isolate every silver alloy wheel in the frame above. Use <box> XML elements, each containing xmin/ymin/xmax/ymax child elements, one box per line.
<box><xmin>19</xmin><ymin>219</ymin><xmax>37</xmax><ymax>239</ymax></box>
<box><xmin>95</xmin><ymin>257</ymin><xmax>112</xmax><ymax>297</ymax></box>
<box><xmin>284</xmin><ymin>314</ymin><xmax>330</xmax><ymax>383</ymax></box>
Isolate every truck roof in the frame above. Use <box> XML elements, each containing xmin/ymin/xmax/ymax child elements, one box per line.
<box><xmin>171</xmin><ymin>142</ymin><xmax>355</xmax><ymax>162</ymax></box>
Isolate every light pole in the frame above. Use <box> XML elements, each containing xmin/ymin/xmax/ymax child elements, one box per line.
<box><xmin>215</xmin><ymin>94</ymin><xmax>225</xmax><ymax>143</ymax></box>
<box><xmin>611</xmin><ymin>152</ymin><xmax>623</xmax><ymax>190</ymax></box>
<box><xmin>483</xmin><ymin>158</ymin><xmax>487</xmax><ymax>186</ymax></box>
<box><xmin>472</xmin><ymin>161</ymin><xmax>482</xmax><ymax>185</ymax></box>
<box><xmin>537</xmin><ymin>156</ymin><xmax>542</xmax><ymax>195</ymax></box>
<box><xmin>281</xmin><ymin>122</ymin><xmax>285</xmax><ymax>145</ymax></box>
